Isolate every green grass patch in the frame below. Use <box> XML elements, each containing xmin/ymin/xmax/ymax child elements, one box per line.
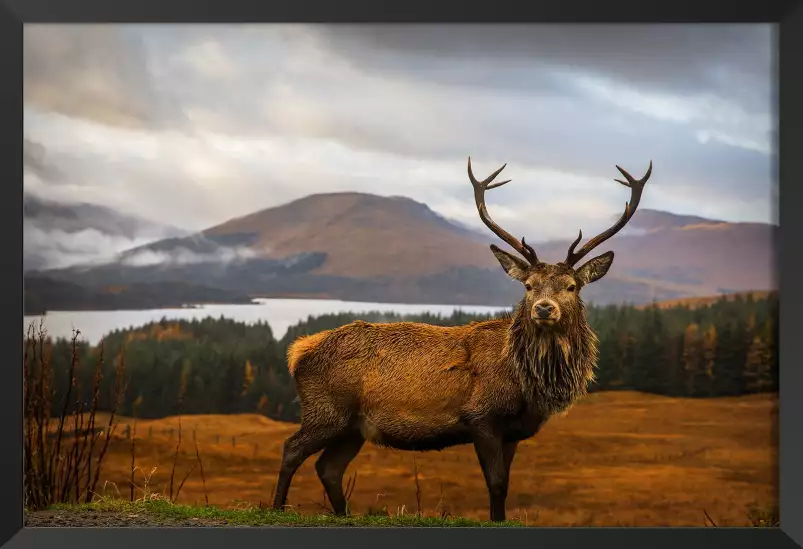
<box><xmin>45</xmin><ymin>500</ymin><xmax>525</xmax><ymax>528</ymax></box>
<box><xmin>746</xmin><ymin>503</ymin><xmax>780</xmax><ymax>528</ymax></box>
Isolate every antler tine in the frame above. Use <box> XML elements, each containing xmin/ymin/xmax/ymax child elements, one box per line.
<box><xmin>614</xmin><ymin>161</ymin><xmax>652</xmax><ymax>187</ymax></box>
<box><xmin>564</xmin><ymin>161</ymin><xmax>652</xmax><ymax>267</ymax></box>
<box><xmin>565</xmin><ymin>229</ymin><xmax>583</xmax><ymax>259</ymax></box>
<box><xmin>467</xmin><ymin>157</ymin><xmax>538</xmax><ymax>264</ymax></box>
<box><xmin>521</xmin><ymin>237</ymin><xmax>538</xmax><ymax>262</ymax></box>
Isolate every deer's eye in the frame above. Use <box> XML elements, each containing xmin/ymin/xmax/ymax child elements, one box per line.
<box><xmin>524</xmin><ymin>283</ymin><xmax>532</xmax><ymax>291</ymax></box>
<box><xmin>566</xmin><ymin>284</ymin><xmax>576</xmax><ymax>292</ymax></box>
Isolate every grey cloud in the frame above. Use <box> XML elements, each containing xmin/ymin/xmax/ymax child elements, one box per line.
<box><xmin>480</xmin><ymin>101</ymin><xmax>772</xmax><ymax>202</ymax></box>
<box><xmin>22</xmin><ymin>24</ymin><xmax>776</xmax><ymax>248</ymax></box>
<box><xmin>23</xmin><ymin>137</ymin><xmax>62</xmax><ymax>181</ymax></box>
<box><xmin>312</xmin><ymin>24</ymin><xmax>774</xmax><ymax>113</ymax></box>
<box><xmin>24</xmin><ymin>24</ymin><xmax>188</xmax><ymax>130</ymax></box>
<box><xmin>25</xmin><ymin>190</ymin><xmax>185</xmax><ymax>240</ymax></box>
<box><xmin>134</xmin><ymin>25</ymin><xmax>773</xmax><ymax>201</ymax></box>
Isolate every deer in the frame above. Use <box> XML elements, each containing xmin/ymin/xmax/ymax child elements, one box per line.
<box><xmin>272</xmin><ymin>157</ymin><xmax>652</xmax><ymax>522</ymax></box>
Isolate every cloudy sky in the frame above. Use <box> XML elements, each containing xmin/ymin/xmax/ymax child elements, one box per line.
<box><xmin>23</xmin><ymin>23</ymin><xmax>777</xmax><ymax>259</ymax></box>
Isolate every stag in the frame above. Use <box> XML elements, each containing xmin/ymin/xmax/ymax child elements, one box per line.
<box><xmin>272</xmin><ymin>157</ymin><xmax>652</xmax><ymax>521</ymax></box>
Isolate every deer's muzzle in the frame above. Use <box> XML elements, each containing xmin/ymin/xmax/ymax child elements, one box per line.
<box><xmin>532</xmin><ymin>299</ymin><xmax>560</xmax><ymax>324</ymax></box>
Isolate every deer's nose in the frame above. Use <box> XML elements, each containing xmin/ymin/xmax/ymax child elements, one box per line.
<box><xmin>534</xmin><ymin>301</ymin><xmax>556</xmax><ymax>319</ymax></box>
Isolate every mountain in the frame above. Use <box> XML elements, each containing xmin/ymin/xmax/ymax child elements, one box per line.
<box><xmin>516</xmin><ymin>217</ymin><xmax>776</xmax><ymax>298</ymax></box>
<box><xmin>23</xmin><ymin>193</ymin><xmax>188</xmax><ymax>272</ymax></box>
<box><xmin>625</xmin><ymin>208</ymin><xmax>722</xmax><ymax>232</ymax></box>
<box><xmin>24</xmin><ymin>193</ymin><xmax>185</xmax><ymax>239</ymax></box>
<box><xmin>23</xmin><ymin>276</ymin><xmax>254</xmax><ymax>316</ymax></box>
<box><xmin>202</xmin><ymin>192</ymin><xmax>500</xmax><ymax>277</ymax></box>
<box><xmin>24</xmin><ymin>192</ymin><xmax>778</xmax><ymax>313</ymax></box>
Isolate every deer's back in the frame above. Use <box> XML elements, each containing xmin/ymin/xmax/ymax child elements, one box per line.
<box><xmin>289</xmin><ymin>320</ymin><xmax>480</xmax><ymax>379</ymax></box>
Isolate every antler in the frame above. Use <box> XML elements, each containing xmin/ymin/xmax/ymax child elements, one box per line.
<box><xmin>563</xmin><ymin>161</ymin><xmax>653</xmax><ymax>268</ymax></box>
<box><xmin>467</xmin><ymin>157</ymin><xmax>539</xmax><ymax>265</ymax></box>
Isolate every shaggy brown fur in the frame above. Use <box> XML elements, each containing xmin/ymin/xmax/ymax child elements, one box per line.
<box><xmin>271</xmin><ymin>252</ymin><xmax>611</xmax><ymax>521</ymax></box>
<box><xmin>272</xmin><ymin>158</ymin><xmax>651</xmax><ymax>522</ymax></box>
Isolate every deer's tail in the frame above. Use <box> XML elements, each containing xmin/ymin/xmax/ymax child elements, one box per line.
<box><xmin>286</xmin><ymin>331</ymin><xmax>329</xmax><ymax>377</ymax></box>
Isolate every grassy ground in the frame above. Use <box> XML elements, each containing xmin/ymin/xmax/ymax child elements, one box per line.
<box><xmin>29</xmin><ymin>500</ymin><xmax>523</xmax><ymax>527</ymax></box>
<box><xmin>46</xmin><ymin>391</ymin><xmax>778</xmax><ymax>527</ymax></box>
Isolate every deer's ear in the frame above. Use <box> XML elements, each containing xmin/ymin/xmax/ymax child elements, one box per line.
<box><xmin>491</xmin><ymin>245</ymin><xmax>530</xmax><ymax>281</ymax></box>
<box><xmin>575</xmin><ymin>251</ymin><xmax>614</xmax><ymax>286</ymax></box>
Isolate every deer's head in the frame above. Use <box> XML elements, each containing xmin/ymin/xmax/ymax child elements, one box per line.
<box><xmin>467</xmin><ymin>157</ymin><xmax>652</xmax><ymax>329</ymax></box>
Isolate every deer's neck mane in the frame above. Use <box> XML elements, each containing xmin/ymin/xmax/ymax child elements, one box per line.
<box><xmin>504</xmin><ymin>300</ymin><xmax>599</xmax><ymax>416</ymax></box>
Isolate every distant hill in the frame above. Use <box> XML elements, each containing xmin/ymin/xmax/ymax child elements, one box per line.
<box><xmin>637</xmin><ymin>290</ymin><xmax>776</xmax><ymax>310</ymax></box>
<box><xmin>24</xmin><ymin>192</ymin><xmax>778</xmax><ymax>313</ymax></box>
<box><xmin>24</xmin><ymin>193</ymin><xmax>187</xmax><ymax>272</ymax></box>
<box><xmin>527</xmin><ymin>219</ymin><xmax>776</xmax><ymax>298</ymax></box>
<box><xmin>202</xmin><ymin>192</ymin><xmax>500</xmax><ymax>277</ymax></box>
<box><xmin>23</xmin><ymin>276</ymin><xmax>253</xmax><ymax>316</ymax></box>
<box><xmin>24</xmin><ymin>193</ymin><xmax>185</xmax><ymax>240</ymax></box>
<box><xmin>625</xmin><ymin>208</ymin><xmax>722</xmax><ymax>232</ymax></box>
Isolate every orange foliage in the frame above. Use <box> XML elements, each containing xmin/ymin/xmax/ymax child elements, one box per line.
<box><xmin>124</xmin><ymin>323</ymin><xmax>193</xmax><ymax>343</ymax></box>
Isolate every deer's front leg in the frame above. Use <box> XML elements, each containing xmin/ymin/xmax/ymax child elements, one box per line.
<box><xmin>471</xmin><ymin>426</ymin><xmax>514</xmax><ymax>522</ymax></box>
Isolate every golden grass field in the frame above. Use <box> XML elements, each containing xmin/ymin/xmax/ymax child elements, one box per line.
<box><xmin>87</xmin><ymin>391</ymin><xmax>777</xmax><ymax>527</ymax></box>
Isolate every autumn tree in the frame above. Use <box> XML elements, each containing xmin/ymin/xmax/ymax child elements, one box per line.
<box><xmin>744</xmin><ymin>333</ymin><xmax>774</xmax><ymax>393</ymax></box>
<box><xmin>699</xmin><ymin>325</ymin><xmax>718</xmax><ymax>396</ymax></box>
<box><xmin>682</xmin><ymin>323</ymin><xmax>704</xmax><ymax>395</ymax></box>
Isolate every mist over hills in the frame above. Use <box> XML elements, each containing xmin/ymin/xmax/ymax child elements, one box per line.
<box><xmin>24</xmin><ymin>192</ymin><xmax>777</xmax><ymax>314</ymax></box>
<box><xmin>24</xmin><ymin>192</ymin><xmax>187</xmax><ymax>272</ymax></box>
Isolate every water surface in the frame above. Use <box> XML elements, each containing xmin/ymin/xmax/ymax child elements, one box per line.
<box><xmin>23</xmin><ymin>298</ymin><xmax>508</xmax><ymax>345</ymax></box>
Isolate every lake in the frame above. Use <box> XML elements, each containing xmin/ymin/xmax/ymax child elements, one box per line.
<box><xmin>23</xmin><ymin>298</ymin><xmax>509</xmax><ymax>345</ymax></box>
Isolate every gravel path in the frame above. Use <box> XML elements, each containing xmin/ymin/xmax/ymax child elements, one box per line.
<box><xmin>25</xmin><ymin>509</ymin><xmax>231</xmax><ymax>528</ymax></box>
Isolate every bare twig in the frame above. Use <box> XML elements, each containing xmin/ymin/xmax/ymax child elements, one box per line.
<box><xmin>48</xmin><ymin>330</ymin><xmax>80</xmax><ymax>503</ymax></box>
<box><xmin>130</xmin><ymin>419</ymin><xmax>137</xmax><ymax>502</ymax></box>
<box><xmin>412</xmin><ymin>457</ymin><xmax>422</xmax><ymax>516</ymax></box>
<box><xmin>345</xmin><ymin>471</ymin><xmax>357</xmax><ymax>502</ymax></box>
<box><xmin>169</xmin><ymin>417</ymin><xmax>182</xmax><ymax>500</ymax></box>
<box><xmin>173</xmin><ymin>463</ymin><xmax>197</xmax><ymax>503</ymax></box>
<box><xmin>24</xmin><ymin>323</ymin><xmax>123</xmax><ymax>510</ymax></box>
<box><xmin>89</xmin><ymin>345</ymin><xmax>127</xmax><ymax>502</ymax></box>
<box><xmin>434</xmin><ymin>482</ymin><xmax>444</xmax><ymax>517</ymax></box>
<box><xmin>194</xmin><ymin>441</ymin><xmax>209</xmax><ymax>507</ymax></box>
<box><xmin>308</xmin><ymin>498</ymin><xmax>333</xmax><ymax>514</ymax></box>
<box><xmin>82</xmin><ymin>341</ymin><xmax>104</xmax><ymax>502</ymax></box>
<box><xmin>344</xmin><ymin>471</ymin><xmax>357</xmax><ymax>516</ymax></box>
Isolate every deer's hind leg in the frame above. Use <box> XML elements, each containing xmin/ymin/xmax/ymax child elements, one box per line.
<box><xmin>315</xmin><ymin>433</ymin><xmax>365</xmax><ymax>515</ymax></box>
<box><xmin>272</xmin><ymin>405</ymin><xmax>354</xmax><ymax>512</ymax></box>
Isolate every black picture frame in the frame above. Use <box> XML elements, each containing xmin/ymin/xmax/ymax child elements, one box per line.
<box><xmin>3</xmin><ymin>1</ymin><xmax>800</xmax><ymax>548</ymax></box>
